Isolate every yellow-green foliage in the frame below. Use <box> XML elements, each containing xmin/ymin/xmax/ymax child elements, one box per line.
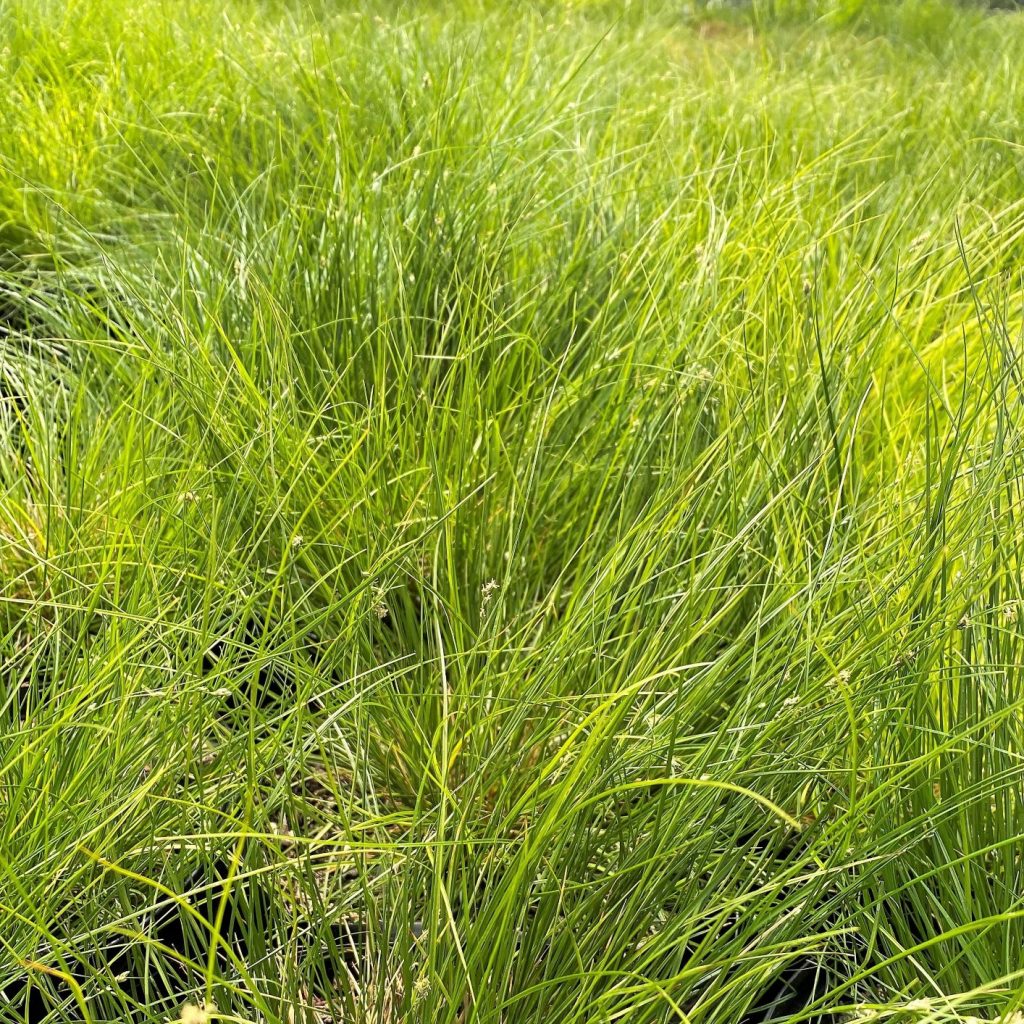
<box><xmin>3</xmin><ymin>2</ymin><xmax>1024</xmax><ymax>1022</ymax></box>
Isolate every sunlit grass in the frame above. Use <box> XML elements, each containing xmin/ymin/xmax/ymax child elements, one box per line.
<box><xmin>3</xmin><ymin>1</ymin><xmax>1024</xmax><ymax>1022</ymax></box>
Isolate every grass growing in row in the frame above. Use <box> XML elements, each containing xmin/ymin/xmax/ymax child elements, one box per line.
<box><xmin>3</xmin><ymin>0</ymin><xmax>1024</xmax><ymax>1021</ymax></box>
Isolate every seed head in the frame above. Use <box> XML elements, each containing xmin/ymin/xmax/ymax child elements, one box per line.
<box><xmin>180</xmin><ymin>1002</ymin><xmax>216</xmax><ymax>1024</ymax></box>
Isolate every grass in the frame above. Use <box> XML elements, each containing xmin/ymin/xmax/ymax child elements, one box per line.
<box><xmin>3</xmin><ymin>0</ymin><xmax>1024</xmax><ymax>1021</ymax></box>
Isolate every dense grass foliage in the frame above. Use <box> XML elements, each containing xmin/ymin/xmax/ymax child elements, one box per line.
<box><xmin>3</xmin><ymin>1</ymin><xmax>1024</xmax><ymax>1021</ymax></box>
